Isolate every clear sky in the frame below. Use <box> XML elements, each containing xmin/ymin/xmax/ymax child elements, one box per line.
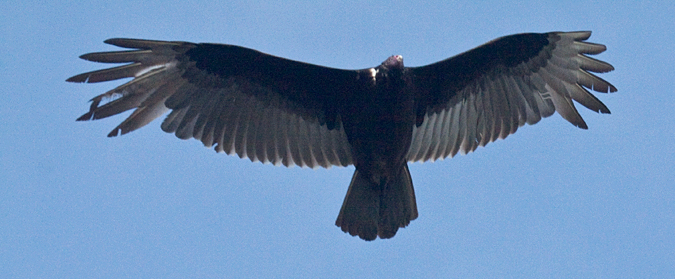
<box><xmin>2</xmin><ymin>0</ymin><xmax>673</xmax><ymax>278</ymax></box>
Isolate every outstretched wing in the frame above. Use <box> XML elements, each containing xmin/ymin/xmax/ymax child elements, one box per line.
<box><xmin>407</xmin><ymin>31</ymin><xmax>616</xmax><ymax>162</ymax></box>
<box><xmin>68</xmin><ymin>39</ymin><xmax>357</xmax><ymax>168</ymax></box>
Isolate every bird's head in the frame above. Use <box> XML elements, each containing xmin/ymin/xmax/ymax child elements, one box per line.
<box><xmin>382</xmin><ymin>55</ymin><xmax>404</xmax><ymax>70</ymax></box>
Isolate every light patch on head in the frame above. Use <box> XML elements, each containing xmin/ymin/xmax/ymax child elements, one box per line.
<box><xmin>369</xmin><ymin>68</ymin><xmax>378</xmax><ymax>83</ymax></box>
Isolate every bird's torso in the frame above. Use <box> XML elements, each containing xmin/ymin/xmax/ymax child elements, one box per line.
<box><xmin>341</xmin><ymin>56</ymin><xmax>414</xmax><ymax>185</ymax></box>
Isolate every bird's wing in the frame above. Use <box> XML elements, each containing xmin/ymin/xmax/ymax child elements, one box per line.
<box><xmin>406</xmin><ymin>31</ymin><xmax>616</xmax><ymax>162</ymax></box>
<box><xmin>68</xmin><ymin>39</ymin><xmax>357</xmax><ymax>168</ymax></box>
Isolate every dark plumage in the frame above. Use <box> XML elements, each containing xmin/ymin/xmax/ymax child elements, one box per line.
<box><xmin>68</xmin><ymin>31</ymin><xmax>616</xmax><ymax>241</ymax></box>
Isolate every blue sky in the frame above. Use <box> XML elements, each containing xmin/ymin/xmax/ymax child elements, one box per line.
<box><xmin>2</xmin><ymin>0</ymin><xmax>674</xmax><ymax>278</ymax></box>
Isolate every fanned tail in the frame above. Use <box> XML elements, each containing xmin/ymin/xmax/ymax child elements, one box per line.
<box><xmin>336</xmin><ymin>164</ymin><xmax>418</xmax><ymax>241</ymax></box>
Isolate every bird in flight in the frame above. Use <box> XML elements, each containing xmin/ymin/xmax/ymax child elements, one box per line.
<box><xmin>68</xmin><ymin>31</ymin><xmax>616</xmax><ymax>241</ymax></box>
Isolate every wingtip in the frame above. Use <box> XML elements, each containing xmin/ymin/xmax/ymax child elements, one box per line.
<box><xmin>559</xmin><ymin>30</ymin><xmax>592</xmax><ymax>41</ymax></box>
<box><xmin>78</xmin><ymin>53</ymin><xmax>92</xmax><ymax>60</ymax></box>
<box><xmin>102</xmin><ymin>38</ymin><xmax>182</xmax><ymax>49</ymax></box>
<box><xmin>66</xmin><ymin>73</ymin><xmax>89</xmax><ymax>83</ymax></box>
<box><xmin>107</xmin><ymin>128</ymin><xmax>120</xmax><ymax>137</ymax></box>
<box><xmin>78</xmin><ymin>52</ymin><xmax>104</xmax><ymax>62</ymax></box>
<box><xmin>609</xmin><ymin>84</ymin><xmax>618</xmax><ymax>93</ymax></box>
<box><xmin>103</xmin><ymin>38</ymin><xmax>128</xmax><ymax>46</ymax></box>
<box><xmin>76</xmin><ymin>112</ymin><xmax>93</xmax><ymax>121</ymax></box>
<box><xmin>103</xmin><ymin>38</ymin><xmax>149</xmax><ymax>49</ymax></box>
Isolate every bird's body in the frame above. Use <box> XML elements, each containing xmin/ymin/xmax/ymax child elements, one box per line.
<box><xmin>337</xmin><ymin>55</ymin><xmax>418</xmax><ymax>239</ymax></box>
<box><xmin>68</xmin><ymin>31</ymin><xmax>616</xmax><ymax>241</ymax></box>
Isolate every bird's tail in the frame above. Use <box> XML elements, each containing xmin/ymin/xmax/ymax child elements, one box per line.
<box><xmin>336</xmin><ymin>164</ymin><xmax>418</xmax><ymax>241</ymax></box>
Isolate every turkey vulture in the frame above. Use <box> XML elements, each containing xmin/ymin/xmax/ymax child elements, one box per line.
<box><xmin>68</xmin><ymin>31</ymin><xmax>616</xmax><ymax>241</ymax></box>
